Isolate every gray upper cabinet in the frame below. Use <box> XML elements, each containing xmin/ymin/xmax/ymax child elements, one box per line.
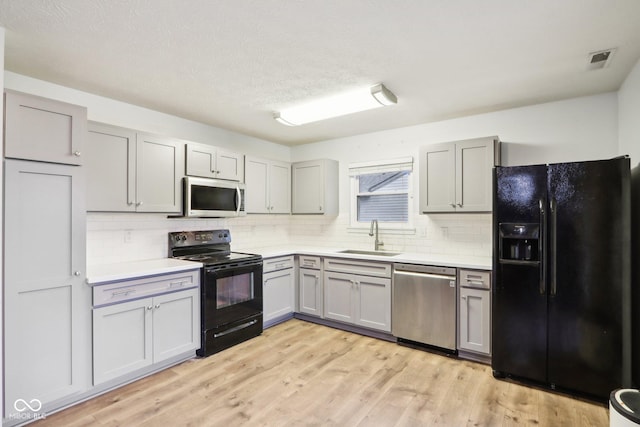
<box><xmin>4</xmin><ymin>159</ymin><xmax>91</xmax><ymax>414</ymax></box>
<box><xmin>185</xmin><ymin>142</ymin><xmax>244</xmax><ymax>181</ymax></box>
<box><xmin>420</xmin><ymin>136</ymin><xmax>500</xmax><ymax>213</ymax></box>
<box><xmin>244</xmin><ymin>156</ymin><xmax>291</xmax><ymax>214</ymax></box>
<box><xmin>86</xmin><ymin>123</ymin><xmax>184</xmax><ymax>213</ymax></box>
<box><xmin>4</xmin><ymin>89</ymin><xmax>87</xmax><ymax>165</ymax></box>
<box><xmin>291</xmin><ymin>159</ymin><xmax>339</xmax><ymax>215</ymax></box>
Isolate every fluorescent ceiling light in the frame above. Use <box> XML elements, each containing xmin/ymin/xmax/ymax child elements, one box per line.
<box><xmin>274</xmin><ymin>83</ymin><xmax>397</xmax><ymax>126</ymax></box>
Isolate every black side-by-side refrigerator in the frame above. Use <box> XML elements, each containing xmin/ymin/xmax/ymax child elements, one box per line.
<box><xmin>492</xmin><ymin>157</ymin><xmax>631</xmax><ymax>400</ymax></box>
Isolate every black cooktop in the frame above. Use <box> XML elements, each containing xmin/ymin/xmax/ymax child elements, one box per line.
<box><xmin>168</xmin><ymin>229</ymin><xmax>261</xmax><ymax>267</ymax></box>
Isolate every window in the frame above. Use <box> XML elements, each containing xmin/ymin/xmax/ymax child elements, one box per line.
<box><xmin>349</xmin><ymin>157</ymin><xmax>413</xmax><ymax>230</ymax></box>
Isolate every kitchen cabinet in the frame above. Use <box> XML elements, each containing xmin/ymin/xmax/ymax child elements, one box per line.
<box><xmin>291</xmin><ymin>159</ymin><xmax>339</xmax><ymax>215</ymax></box>
<box><xmin>4</xmin><ymin>89</ymin><xmax>87</xmax><ymax>165</ymax></box>
<box><xmin>244</xmin><ymin>156</ymin><xmax>291</xmax><ymax>214</ymax></box>
<box><xmin>92</xmin><ymin>270</ymin><xmax>200</xmax><ymax>384</ymax></box>
<box><xmin>298</xmin><ymin>255</ymin><xmax>323</xmax><ymax>317</ymax></box>
<box><xmin>86</xmin><ymin>122</ymin><xmax>184</xmax><ymax>213</ymax></box>
<box><xmin>323</xmin><ymin>258</ymin><xmax>391</xmax><ymax>332</ymax></box>
<box><xmin>185</xmin><ymin>142</ymin><xmax>244</xmax><ymax>181</ymax></box>
<box><xmin>262</xmin><ymin>256</ymin><xmax>295</xmax><ymax>328</ymax></box>
<box><xmin>419</xmin><ymin>136</ymin><xmax>500</xmax><ymax>212</ymax></box>
<box><xmin>458</xmin><ymin>269</ymin><xmax>491</xmax><ymax>356</ymax></box>
<box><xmin>4</xmin><ymin>159</ymin><xmax>91</xmax><ymax>413</ymax></box>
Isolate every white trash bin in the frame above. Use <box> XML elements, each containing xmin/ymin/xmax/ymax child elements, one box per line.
<box><xmin>610</xmin><ymin>389</ymin><xmax>640</xmax><ymax>427</ymax></box>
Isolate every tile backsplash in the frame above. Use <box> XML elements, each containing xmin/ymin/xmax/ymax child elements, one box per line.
<box><xmin>87</xmin><ymin>212</ymin><xmax>492</xmax><ymax>266</ymax></box>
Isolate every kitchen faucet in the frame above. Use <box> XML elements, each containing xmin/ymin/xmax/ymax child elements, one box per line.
<box><xmin>369</xmin><ymin>219</ymin><xmax>384</xmax><ymax>251</ymax></box>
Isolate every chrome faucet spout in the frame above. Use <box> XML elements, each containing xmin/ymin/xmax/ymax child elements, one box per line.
<box><xmin>369</xmin><ymin>220</ymin><xmax>383</xmax><ymax>251</ymax></box>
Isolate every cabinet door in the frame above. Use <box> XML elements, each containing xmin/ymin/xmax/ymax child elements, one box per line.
<box><xmin>86</xmin><ymin>123</ymin><xmax>137</xmax><ymax>211</ymax></box>
<box><xmin>355</xmin><ymin>276</ymin><xmax>391</xmax><ymax>332</ymax></box>
<box><xmin>186</xmin><ymin>142</ymin><xmax>216</xmax><ymax>179</ymax></box>
<box><xmin>216</xmin><ymin>149</ymin><xmax>244</xmax><ymax>182</ymax></box>
<box><xmin>4</xmin><ymin>160</ymin><xmax>90</xmax><ymax>409</ymax></box>
<box><xmin>93</xmin><ymin>298</ymin><xmax>153</xmax><ymax>384</ymax></box>
<box><xmin>299</xmin><ymin>268</ymin><xmax>323</xmax><ymax>317</ymax></box>
<box><xmin>153</xmin><ymin>289</ymin><xmax>200</xmax><ymax>362</ymax></box>
<box><xmin>292</xmin><ymin>160</ymin><xmax>324</xmax><ymax>213</ymax></box>
<box><xmin>419</xmin><ymin>142</ymin><xmax>456</xmax><ymax>212</ymax></box>
<box><xmin>459</xmin><ymin>287</ymin><xmax>491</xmax><ymax>355</ymax></box>
<box><xmin>269</xmin><ymin>160</ymin><xmax>291</xmax><ymax>213</ymax></box>
<box><xmin>263</xmin><ymin>269</ymin><xmax>295</xmax><ymax>324</ymax></box>
<box><xmin>455</xmin><ymin>139</ymin><xmax>495</xmax><ymax>212</ymax></box>
<box><xmin>323</xmin><ymin>272</ymin><xmax>355</xmax><ymax>323</ymax></box>
<box><xmin>244</xmin><ymin>156</ymin><xmax>270</xmax><ymax>213</ymax></box>
<box><xmin>136</xmin><ymin>133</ymin><xmax>184</xmax><ymax>212</ymax></box>
<box><xmin>4</xmin><ymin>90</ymin><xmax>87</xmax><ymax>165</ymax></box>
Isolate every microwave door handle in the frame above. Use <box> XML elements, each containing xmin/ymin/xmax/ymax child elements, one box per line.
<box><xmin>236</xmin><ymin>186</ymin><xmax>241</xmax><ymax>215</ymax></box>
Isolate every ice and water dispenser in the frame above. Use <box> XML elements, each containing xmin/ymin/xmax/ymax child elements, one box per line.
<box><xmin>499</xmin><ymin>223</ymin><xmax>540</xmax><ymax>262</ymax></box>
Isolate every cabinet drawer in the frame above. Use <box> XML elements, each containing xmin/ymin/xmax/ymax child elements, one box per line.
<box><xmin>299</xmin><ymin>255</ymin><xmax>321</xmax><ymax>270</ymax></box>
<box><xmin>263</xmin><ymin>255</ymin><xmax>294</xmax><ymax>273</ymax></box>
<box><xmin>93</xmin><ymin>270</ymin><xmax>199</xmax><ymax>307</ymax></box>
<box><xmin>324</xmin><ymin>258</ymin><xmax>391</xmax><ymax>278</ymax></box>
<box><xmin>459</xmin><ymin>269</ymin><xmax>491</xmax><ymax>289</ymax></box>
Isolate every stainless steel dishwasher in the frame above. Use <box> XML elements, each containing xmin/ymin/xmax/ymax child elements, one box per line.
<box><xmin>392</xmin><ymin>263</ymin><xmax>457</xmax><ymax>351</ymax></box>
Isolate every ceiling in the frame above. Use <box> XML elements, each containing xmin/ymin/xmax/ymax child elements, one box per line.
<box><xmin>1</xmin><ymin>1</ymin><xmax>640</xmax><ymax>146</ymax></box>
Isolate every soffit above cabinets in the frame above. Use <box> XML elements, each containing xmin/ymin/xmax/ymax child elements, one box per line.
<box><xmin>1</xmin><ymin>0</ymin><xmax>640</xmax><ymax>146</ymax></box>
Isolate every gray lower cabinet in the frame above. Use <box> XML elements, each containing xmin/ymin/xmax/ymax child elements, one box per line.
<box><xmin>4</xmin><ymin>159</ymin><xmax>90</xmax><ymax>418</ymax></box>
<box><xmin>262</xmin><ymin>256</ymin><xmax>295</xmax><ymax>327</ymax></box>
<box><xmin>92</xmin><ymin>272</ymin><xmax>200</xmax><ymax>385</ymax></box>
<box><xmin>323</xmin><ymin>258</ymin><xmax>391</xmax><ymax>332</ymax></box>
<box><xmin>458</xmin><ymin>269</ymin><xmax>491</xmax><ymax>356</ymax></box>
<box><xmin>298</xmin><ymin>255</ymin><xmax>323</xmax><ymax>317</ymax></box>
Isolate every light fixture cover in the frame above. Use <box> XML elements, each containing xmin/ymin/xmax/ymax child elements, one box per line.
<box><xmin>274</xmin><ymin>83</ymin><xmax>397</xmax><ymax>126</ymax></box>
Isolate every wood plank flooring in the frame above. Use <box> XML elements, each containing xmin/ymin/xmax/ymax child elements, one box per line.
<box><xmin>34</xmin><ymin>319</ymin><xmax>609</xmax><ymax>426</ymax></box>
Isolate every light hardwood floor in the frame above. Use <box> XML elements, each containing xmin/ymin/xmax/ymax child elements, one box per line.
<box><xmin>35</xmin><ymin>319</ymin><xmax>609</xmax><ymax>426</ymax></box>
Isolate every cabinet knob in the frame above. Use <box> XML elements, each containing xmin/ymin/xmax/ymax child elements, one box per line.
<box><xmin>73</xmin><ymin>151</ymin><xmax>81</xmax><ymax>157</ymax></box>
<box><xmin>136</xmin><ymin>201</ymin><xmax>143</xmax><ymax>206</ymax></box>
<box><xmin>461</xmin><ymin>296</ymin><xmax>467</xmax><ymax>300</ymax></box>
<box><xmin>319</xmin><ymin>206</ymin><xmax>322</xmax><ymax>211</ymax></box>
<box><xmin>154</xmin><ymin>304</ymin><xmax>160</xmax><ymax>309</ymax></box>
<box><xmin>73</xmin><ymin>271</ymin><xmax>81</xmax><ymax>276</ymax></box>
<box><xmin>457</xmin><ymin>203</ymin><xmax>463</xmax><ymax>207</ymax></box>
<box><xmin>450</xmin><ymin>203</ymin><xmax>456</xmax><ymax>208</ymax></box>
<box><xmin>147</xmin><ymin>306</ymin><xmax>153</xmax><ymax>310</ymax></box>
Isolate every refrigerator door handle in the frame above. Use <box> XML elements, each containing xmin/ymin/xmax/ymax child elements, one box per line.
<box><xmin>550</xmin><ymin>197</ymin><xmax>557</xmax><ymax>296</ymax></box>
<box><xmin>539</xmin><ymin>198</ymin><xmax>546</xmax><ymax>294</ymax></box>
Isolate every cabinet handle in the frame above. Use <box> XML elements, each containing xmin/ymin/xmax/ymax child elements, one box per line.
<box><xmin>461</xmin><ymin>295</ymin><xmax>467</xmax><ymax>300</ymax></box>
<box><xmin>73</xmin><ymin>151</ymin><xmax>81</xmax><ymax>157</ymax></box>
<box><xmin>450</xmin><ymin>203</ymin><xmax>456</xmax><ymax>208</ymax></box>
<box><xmin>319</xmin><ymin>206</ymin><xmax>322</xmax><ymax>211</ymax></box>
<box><xmin>111</xmin><ymin>289</ymin><xmax>134</xmax><ymax>297</ymax></box>
<box><xmin>457</xmin><ymin>203</ymin><xmax>463</xmax><ymax>207</ymax></box>
<box><xmin>154</xmin><ymin>304</ymin><xmax>160</xmax><ymax>309</ymax></box>
<box><xmin>147</xmin><ymin>306</ymin><xmax>153</xmax><ymax>310</ymax></box>
<box><xmin>127</xmin><ymin>201</ymin><xmax>134</xmax><ymax>206</ymax></box>
<box><xmin>136</xmin><ymin>201</ymin><xmax>143</xmax><ymax>206</ymax></box>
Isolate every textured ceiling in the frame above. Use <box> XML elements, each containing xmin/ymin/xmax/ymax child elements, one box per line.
<box><xmin>1</xmin><ymin>0</ymin><xmax>640</xmax><ymax>146</ymax></box>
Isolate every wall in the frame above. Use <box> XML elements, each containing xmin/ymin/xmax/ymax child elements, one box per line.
<box><xmin>619</xmin><ymin>58</ymin><xmax>640</xmax><ymax>386</ymax></box>
<box><xmin>289</xmin><ymin>93</ymin><xmax>620</xmax><ymax>260</ymax></box>
<box><xmin>619</xmin><ymin>58</ymin><xmax>640</xmax><ymax>167</ymax></box>
<box><xmin>1</xmin><ymin>25</ymin><xmax>5</xmax><ymax>422</ymax></box>
<box><xmin>3</xmin><ymin>73</ymin><xmax>620</xmax><ymax>265</ymax></box>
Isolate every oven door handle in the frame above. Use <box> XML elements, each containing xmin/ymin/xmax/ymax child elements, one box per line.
<box><xmin>213</xmin><ymin>319</ymin><xmax>258</xmax><ymax>338</ymax></box>
<box><xmin>236</xmin><ymin>186</ymin><xmax>242</xmax><ymax>216</ymax></box>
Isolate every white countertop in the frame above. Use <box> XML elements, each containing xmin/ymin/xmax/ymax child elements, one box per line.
<box><xmin>87</xmin><ymin>258</ymin><xmax>203</xmax><ymax>285</ymax></box>
<box><xmin>240</xmin><ymin>246</ymin><xmax>492</xmax><ymax>270</ymax></box>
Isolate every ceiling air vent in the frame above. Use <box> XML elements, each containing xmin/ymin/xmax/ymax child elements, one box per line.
<box><xmin>587</xmin><ymin>48</ymin><xmax>616</xmax><ymax>70</ymax></box>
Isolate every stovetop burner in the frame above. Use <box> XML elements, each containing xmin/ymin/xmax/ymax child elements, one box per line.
<box><xmin>168</xmin><ymin>229</ymin><xmax>262</xmax><ymax>267</ymax></box>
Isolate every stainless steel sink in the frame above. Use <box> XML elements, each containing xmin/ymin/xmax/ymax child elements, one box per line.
<box><xmin>337</xmin><ymin>249</ymin><xmax>401</xmax><ymax>257</ymax></box>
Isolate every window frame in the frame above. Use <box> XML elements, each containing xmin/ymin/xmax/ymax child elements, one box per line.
<box><xmin>348</xmin><ymin>157</ymin><xmax>415</xmax><ymax>233</ymax></box>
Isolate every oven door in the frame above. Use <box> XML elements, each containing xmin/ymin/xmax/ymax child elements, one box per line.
<box><xmin>202</xmin><ymin>261</ymin><xmax>263</xmax><ymax>330</ymax></box>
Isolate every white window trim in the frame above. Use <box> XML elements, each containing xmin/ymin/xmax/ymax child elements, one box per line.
<box><xmin>348</xmin><ymin>157</ymin><xmax>416</xmax><ymax>234</ymax></box>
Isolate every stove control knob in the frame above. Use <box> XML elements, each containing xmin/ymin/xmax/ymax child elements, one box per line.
<box><xmin>181</xmin><ymin>235</ymin><xmax>187</xmax><ymax>241</ymax></box>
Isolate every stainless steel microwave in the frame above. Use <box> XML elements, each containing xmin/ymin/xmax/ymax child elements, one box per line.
<box><xmin>183</xmin><ymin>176</ymin><xmax>246</xmax><ymax>217</ymax></box>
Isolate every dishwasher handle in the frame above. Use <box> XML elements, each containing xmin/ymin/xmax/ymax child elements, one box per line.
<box><xmin>393</xmin><ymin>263</ymin><xmax>456</xmax><ymax>277</ymax></box>
<box><xmin>393</xmin><ymin>270</ymin><xmax>456</xmax><ymax>282</ymax></box>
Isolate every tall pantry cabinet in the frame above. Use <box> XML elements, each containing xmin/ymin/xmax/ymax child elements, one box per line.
<box><xmin>3</xmin><ymin>90</ymin><xmax>91</xmax><ymax>421</ymax></box>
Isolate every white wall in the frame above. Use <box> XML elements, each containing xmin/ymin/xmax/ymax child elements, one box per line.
<box><xmin>619</xmin><ymin>58</ymin><xmax>640</xmax><ymax>167</ymax></box>
<box><xmin>2</xmin><ymin>72</ymin><xmax>621</xmax><ymax>265</ymax></box>
<box><xmin>289</xmin><ymin>93</ymin><xmax>619</xmax><ymax>260</ymax></box>
<box><xmin>1</xmin><ymin>25</ymin><xmax>5</xmax><ymax>422</ymax></box>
